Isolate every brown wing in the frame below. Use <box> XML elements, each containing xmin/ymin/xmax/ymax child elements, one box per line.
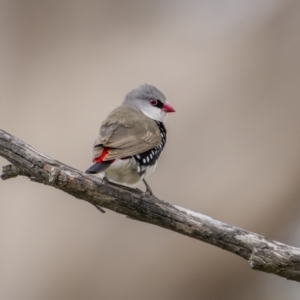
<box><xmin>92</xmin><ymin>105</ymin><xmax>161</xmax><ymax>161</ymax></box>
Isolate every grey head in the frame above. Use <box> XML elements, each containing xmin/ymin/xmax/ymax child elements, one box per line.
<box><xmin>123</xmin><ymin>84</ymin><xmax>175</xmax><ymax>123</ymax></box>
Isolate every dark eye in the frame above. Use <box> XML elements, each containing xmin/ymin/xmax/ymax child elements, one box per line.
<box><xmin>149</xmin><ymin>98</ymin><xmax>158</xmax><ymax>106</ymax></box>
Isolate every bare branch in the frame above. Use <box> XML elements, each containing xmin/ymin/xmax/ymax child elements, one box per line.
<box><xmin>1</xmin><ymin>129</ymin><xmax>300</xmax><ymax>282</ymax></box>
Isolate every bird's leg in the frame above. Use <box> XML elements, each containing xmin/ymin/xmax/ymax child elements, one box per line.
<box><xmin>142</xmin><ymin>178</ymin><xmax>153</xmax><ymax>196</ymax></box>
<box><xmin>138</xmin><ymin>171</ymin><xmax>154</xmax><ymax>197</ymax></box>
<box><xmin>101</xmin><ymin>174</ymin><xmax>108</xmax><ymax>185</ymax></box>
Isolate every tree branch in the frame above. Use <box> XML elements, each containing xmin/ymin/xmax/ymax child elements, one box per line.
<box><xmin>1</xmin><ymin>129</ymin><xmax>300</xmax><ymax>282</ymax></box>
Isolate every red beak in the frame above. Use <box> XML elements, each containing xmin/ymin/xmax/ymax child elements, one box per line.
<box><xmin>162</xmin><ymin>101</ymin><xmax>176</xmax><ymax>113</ymax></box>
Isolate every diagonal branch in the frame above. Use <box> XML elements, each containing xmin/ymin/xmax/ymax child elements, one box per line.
<box><xmin>1</xmin><ymin>129</ymin><xmax>300</xmax><ymax>282</ymax></box>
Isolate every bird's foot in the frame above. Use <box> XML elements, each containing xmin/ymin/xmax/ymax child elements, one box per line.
<box><xmin>91</xmin><ymin>175</ymin><xmax>108</xmax><ymax>213</ymax></box>
<box><xmin>92</xmin><ymin>176</ymin><xmax>109</xmax><ymax>214</ymax></box>
<box><xmin>141</xmin><ymin>179</ymin><xmax>154</xmax><ymax>198</ymax></box>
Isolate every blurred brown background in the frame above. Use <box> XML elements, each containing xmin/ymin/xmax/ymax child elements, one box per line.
<box><xmin>1</xmin><ymin>0</ymin><xmax>300</xmax><ymax>299</ymax></box>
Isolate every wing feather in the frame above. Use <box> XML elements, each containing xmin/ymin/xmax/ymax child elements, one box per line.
<box><xmin>92</xmin><ymin>105</ymin><xmax>161</xmax><ymax>161</ymax></box>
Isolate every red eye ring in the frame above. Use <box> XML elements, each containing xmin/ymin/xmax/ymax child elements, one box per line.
<box><xmin>149</xmin><ymin>98</ymin><xmax>158</xmax><ymax>106</ymax></box>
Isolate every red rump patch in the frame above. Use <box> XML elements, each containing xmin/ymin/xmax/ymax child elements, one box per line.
<box><xmin>93</xmin><ymin>148</ymin><xmax>109</xmax><ymax>163</ymax></box>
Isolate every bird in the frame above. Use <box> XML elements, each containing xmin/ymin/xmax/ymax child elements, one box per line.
<box><xmin>86</xmin><ymin>84</ymin><xmax>175</xmax><ymax>198</ymax></box>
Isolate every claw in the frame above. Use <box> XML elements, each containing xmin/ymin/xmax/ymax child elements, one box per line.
<box><xmin>94</xmin><ymin>205</ymin><xmax>106</xmax><ymax>213</ymax></box>
<box><xmin>91</xmin><ymin>175</ymin><xmax>107</xmax><ymax>213</ymax></box>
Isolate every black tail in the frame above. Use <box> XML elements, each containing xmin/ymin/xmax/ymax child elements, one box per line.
<box><xmin>85</xmin><ymin>161</ymin><xmax>112</xmax><ymax>174</ymax></box>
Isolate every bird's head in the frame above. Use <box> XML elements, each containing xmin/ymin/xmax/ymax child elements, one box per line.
<box><xmin>123</xmin><ymin>84</ymin><xmax>175</xmax><ymax>123</ymax></box>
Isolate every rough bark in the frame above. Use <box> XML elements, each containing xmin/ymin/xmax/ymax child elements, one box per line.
<box><xmin>1</xmin><ymin>129</ymin><xmax>300</xmax><ymax>282</ymax></box>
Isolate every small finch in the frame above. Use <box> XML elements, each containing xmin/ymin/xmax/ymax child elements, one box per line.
<box><xmin>86</xmin><ymin>84</ymin><xmax>175</xmax><ymax>197</ymax></box>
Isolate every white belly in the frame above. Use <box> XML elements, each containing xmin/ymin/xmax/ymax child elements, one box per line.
<box><xmin>105</xmin><ymin>158</ymin><xmax>158</xmax><ymax>186</ymax></box>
